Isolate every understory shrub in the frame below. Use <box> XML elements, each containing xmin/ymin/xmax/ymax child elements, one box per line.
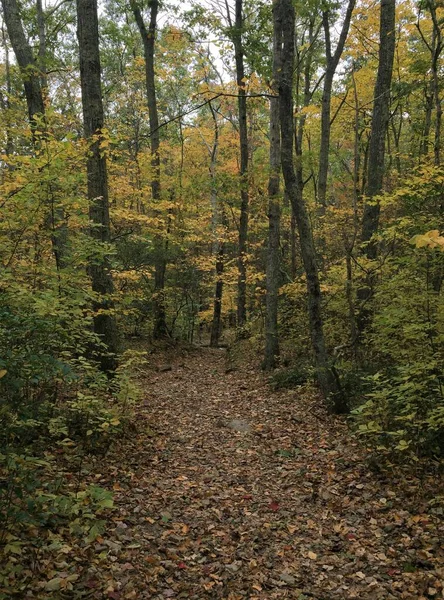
<box><xmin>0</xmin><ymin>285</ymin><xmax>146</xmax><ymax>598</ymax></box>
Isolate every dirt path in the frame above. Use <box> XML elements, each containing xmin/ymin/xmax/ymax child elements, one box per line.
<box><xmin>93</xmin><ymin>347</ymin><xmax>443</xmax><ymax>600</ymax></box>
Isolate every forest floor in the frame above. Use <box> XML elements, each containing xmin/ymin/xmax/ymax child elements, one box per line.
<box><xmin>81</xmin><ymin>346</ymin><xmax>443</xmax><ymax>600</ymax></box>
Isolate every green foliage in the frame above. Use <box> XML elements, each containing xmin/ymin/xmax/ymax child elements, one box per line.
<box><xmin>350</xmin><ymin>195</ymin><xmax>443</xmax><ymax>459</ymax></box>
<box><xmin>352</xmin><ymin>362</ymin><xmax>444</xmax><ymax>458</ymax></box>
<box><xmin>0</xmin><ymin>349</ymin><xmax>144</xmax><ymax>597</ymax></box>
<box><xmin>269</xmin><ymin>366</ymin><xmax>310</xmax><ymax>391</ymax></box>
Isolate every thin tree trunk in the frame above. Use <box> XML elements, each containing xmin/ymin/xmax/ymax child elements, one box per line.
<box><xmin>290</xmin><ymin>208</ymin><xmax>297</xmax><ymax>279</ymax></box>
<box><xmin>292</xmin><ymin>15</ymin><xmax>316</xmax><ymax>272</ymax></box>
<box><xmin>206</xmin><ymin>100</ymin><xmax>225</xmax><ymax>348</ymax></box>
<box><xmin>36</xmin><ymin>0</ymin><xmax>47</xmax><ymax>92</ymax></box>
<box><xmin>1</xmin><ymin>23</ymin><xmax>13</xmax><ymax>157</ymax></box>
<box><xmin>317</xmin><ymin>0</ymin><xmax>355</xmax><ymax>210</ymax></box>
<box><xmin>345</xmin><ymin>250</ymin><xmax>358</xmax><ymax>361</ymax></box>
<box><xmin>277</xmin><ymin>0</ymin><xmax>346</xmax><ymax>412</ymax></box>
<box><xmin>228</xmin><ymin>0</ymin><xmax>249</xmax><ymax>328</ymax></box>
<box><xmin>422</xmin><ymin>83</ymin><xmax>433</xmax><ymax>157</ymax></box>
<box><xmin>210</xmin><ymin>244</ymin><xmax>225</xmax><ymax>347</ymax></box>
<box><xmin>428</xmin><ymin>2</ymin><xmax>442</xmax><ymax>166</ymax></box>
<box><xmin>264</xmin><ymin>0</ymin><xmax>282</xmax><ymax>370</ymax></box>
<box><xmin>390</xmin><ymin>105</ymin><xmax>403</xmax><ymax>174</ymax></box>
<box><xmin>131</xmin><ymin>0</ymin><xmax>168</xmax><ymax>339</ymax></box>
<box><xmin>76</xmin><ymin>0</ymin><xmax>119</xmax><ymax>373</ymax></box>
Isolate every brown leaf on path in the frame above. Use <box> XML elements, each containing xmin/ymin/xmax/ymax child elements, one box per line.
<box><xmin>31</xmin><ymin>346</ymin><xmax>443</xmax><ymax>600</ymax></box>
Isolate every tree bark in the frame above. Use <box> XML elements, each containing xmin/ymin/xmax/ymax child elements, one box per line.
<box><xmin>3</xmin><ymin>0</ymin><xmax>68</xmax><ymax>268</ymax></box>
<box><xmin>263</xmin><ymin>0</ymin><xmax>282</xmax><ymax>371</ymax></box>
<box><xmin>210</xmin><ymin>245</ymin><xmax>225</xmax><ymax>347</ymax></box>
<box><xmin>422</xmin><ymin>82</ymin><xmax>433</xmax><ymax>157</ymax></box>
<box><xmin>1</xmin><ymin>0</ymin><xmax>44</xmax><ymax>129</ymax></box>
<box><xmin>1</xmin><ymin>23</ymin><xmax>13</xmax><ymax>157</ymax></box>
<box><xmin>317</xmin><ymin>0</ymin><xmax>355</xmax><ymax>210</ymax></box>
<box><xmin>277</xmin><ymin>0</ymin><xmax>346</xmax><ymax>412</ymax></box>
<box><xmin>360</xmin><ymin>0</ymin><xmax>396</xmax><ymax>260</ymax></box>
<box><xmin>36</xmin><ymin>0</ymin><xmax>47</xmax><ymax>91</ymax></box>
<box><xmin>231</xmin><ymin>0</ymin><xmax>249</xmax><ymax>328</ymax></box>
<box><xmin>428</xmin><ymin>1</ymin><xmax>442</xmax><ymax>166</ymax></box>
<box><xmin>207</xmin><ymin>101</ymin><xmax>225</xmax><ymax>348</ymax></box>
<box><xmin>357</xmin><ymin>0</ymin><xmax>396</xmax><ymax>336</ymax></box>
<box><xmin>76</xmin><ymin>0</ymin><xmax>119</xmax><ymax>373</ymax></box>
<box><xmin>131</xmin><ymin>0</ymin><xmax>169</xmax><ymax>339</ymax></box>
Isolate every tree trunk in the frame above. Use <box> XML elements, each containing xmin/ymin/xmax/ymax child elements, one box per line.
<box><xmin>360</xmin><ymin>0</ymin><xmax>396</xmax><ymax>260</ymax></box>
<box><xmin>277</xmin><ymin>0</ymin><xmax>346</xmax><ymax>413</ymax></box>
<box><xmin>357</xmin><ymin>0</ymin><xmax>396</xmax><ymax>337</ymax></box>
<box><xmin>207</xmin><ymin>101</ymin><xmax>225</xmax><ymax>348</ymax></box>
<box><xmin>76</xmin><ymin>0</ymin><xmax>119</xmax><ymax>373</ymax></box>
<box><xmin>422</xmin><ymin>82</ymin><xmax>433</xmax><ymax>157</ymax></box>
<box><xmin>232</xmin><ymin>0</ymin><xmax>249</xmax><ymax>328</ymax></box>
<box><xmin>428</xmin><ymin>1</ymin><xmax>442</xmax><ymax>166</ymax></box>
<box><xmin>1</xmin><ymin>23</ymin><xmax>13</xmax><ymax>157</ymax></box>
<box><xmin>210</xmin><ymin>244</ymin><xmax>225</xmax><ymax>347</ymax></box>
<box><xmin>1</xmin><ymin>0</ymin><xmax>44</xmax><ymax>130</ymax></box>
<box><xmin>263</xmin><ymin>1</ymin><xmax>282</xmax><ymax>370</ymax></box>
<box><xmin>36</xmin><ymin>0</ymin><xmax>47</xmax><ymax>92</ymax></box>
<box><xmin>3</xmin><ymin>0</ymin><xmax>68</xmax><ymax>268</ymax></box>
<box><xmin>317</xmin><ymin>0</ymin><xmax>355</xmax><ymax>210</ymax></box>
<box><xmin>131</xmin><ymin>0</ymin><xmax>168</xmax><ymax>339</ymax></box>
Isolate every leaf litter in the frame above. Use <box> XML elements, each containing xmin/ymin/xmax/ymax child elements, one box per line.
<box><xmin>14</xmin><ymin>347</ymin><xmax>444</xmax><ymax>599</ymax></box>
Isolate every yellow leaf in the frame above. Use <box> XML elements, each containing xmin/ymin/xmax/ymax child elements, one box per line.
<box><xmin>45</xmin><ymin>578</ymin><xmax>63</xmax><ymax>591</ymax></box>
<box><xmin>307</xmin><ymin>551</ymin><xmax>317</xmax><ymax>560</ymax></box>
<box><xmin>0</xmin><ymin>369</ymin><xmax>7</xmax><ymax>379</ymax></box>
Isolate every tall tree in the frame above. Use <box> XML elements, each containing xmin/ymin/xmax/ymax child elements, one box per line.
<box><xmin>2</xmin><ymin>0</ymin><xmax>68</xmax><ymax>268</ymax></box>
<box><xmin>277</xmin><ymin>0</ymin><xmax>346</xmax><ymax>412</ymax></box>
<box><xmin>416</xmin><ymin>0</ymin><xmax>443</xmax><ymax>165</ymax></box>
<box><xmin>1</xmin><ymin>0</ymin><xmax>44</xmax><ymax>129</ymax></box>
<box><xmin>36</xmin><ymin>0</ymin><xmax>47</xmax><ymax>92</ymax></box>
<box><xmin>207</xmin><ymin>101</ymin><xmax>225</xmax><ymax>348</ymax></box>
<box><xmin>76</xmin><ymin>0</ymin><xmax>119</xmax><ymax>372</ymax></box>
<box><xmin>131</xmin><ymin>0</ymin><xmax>169</xmax><ymax>339</ymax></box>
<box><xmin>1</xmin><ymin>22</ymin><xmax>13</xmax><ymax>157</ymax></box>
<box><xmin>317</xmin><ymin>0</ymin><xmax>356</xmax><ymax>210</ymax></box>
<box><xmin>263</xmin><ymin>0</ymin><xmax>282</xmax><ymax>371</ymax></box>
<box><xmin>360</xmin><ymin>0</ymin><xmax>396</xmax><ymax>261</ymax></box>
<box><xmin>225</xmin><ymin>0</ymin><xmax>249</xmax><ymax>328</ymax></box>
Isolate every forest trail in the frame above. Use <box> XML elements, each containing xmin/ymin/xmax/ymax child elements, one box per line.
<box><xmin>94</xmin><ymin>347</ymin><xmax>443</xmax><ymax>600</ymax></box>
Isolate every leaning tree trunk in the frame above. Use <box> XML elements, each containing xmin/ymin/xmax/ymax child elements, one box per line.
<box><xmin>1</xmin><ymin>0</ymin><xmax>44</xmax><ymax>130</ymax></box>
<box><xmin>317</xmin><ymin>0</ymin><xmax>355</xmax><ymax>210</ymax></box>
<box><xmin>76</xmin><ymin>0</ymin><xmax>119</xmax><ymax>373</ymax></box>
<box><xmin>3</xmin><ymin>0</ymin><xmax>67</xmax><ymax>268</ymax></box>
<box><xmin>131</xmin><ymin>0</ymin><xmax>168</xmax><ymax>339</ymax></box>
<box><xmin>277</xmin><ymin>0</ymin><xmax>346</xmax><ymax>413</ymax></box>
<box><xmin>263</xmin><ymin>0</ymin><xmax>282</xmax><ymax>371</ymax></box>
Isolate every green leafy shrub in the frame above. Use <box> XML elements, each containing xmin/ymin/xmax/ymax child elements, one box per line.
<box><xmin>269</xmin><ymin>365</ymin><xmax>310</xmax><ymax>390</ymax></box>
<box><xmin>352</xmin><ymin>362</ymin><xmax>444</xmax><ymax>458</ymax></box>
